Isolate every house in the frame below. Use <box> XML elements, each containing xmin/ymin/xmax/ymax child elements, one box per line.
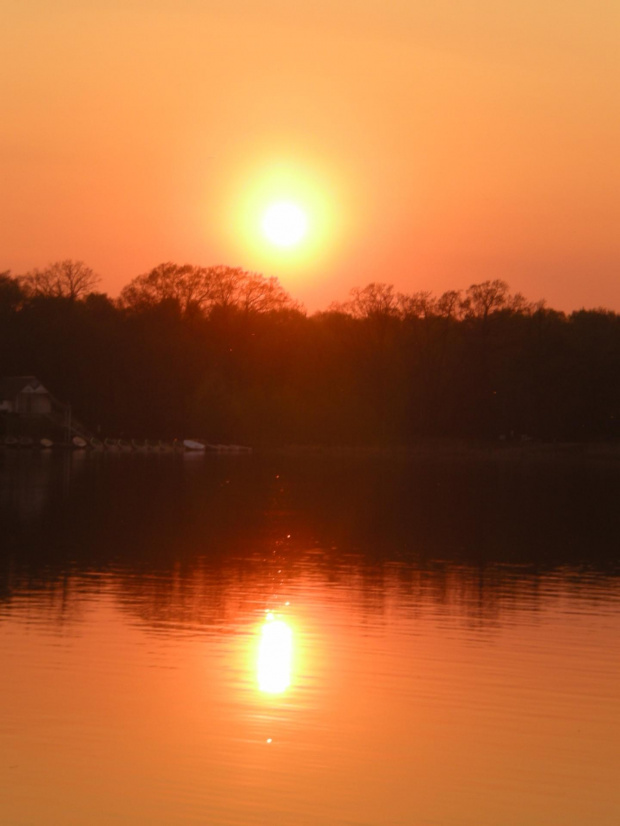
<box><xmin>0</xmin><ymin>376</ymin><xmax>73</xmax><ymax>441</ymax></box>
<box><xmin>0</xmin><ymin>376</ymin><xmax>54</xmax><ymax>417</ymax></box>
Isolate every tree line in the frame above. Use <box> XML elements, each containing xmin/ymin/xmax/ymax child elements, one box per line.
<box><xmin>1</xmin><ymin>259</ymin><xmax>619</xmax><ymax>444</ymax></box>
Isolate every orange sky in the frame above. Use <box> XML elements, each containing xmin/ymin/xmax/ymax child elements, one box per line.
<box><xmin>1</xmin><ymin>0</ymin><xmax>618</xmax><ymax>312</ymax></box>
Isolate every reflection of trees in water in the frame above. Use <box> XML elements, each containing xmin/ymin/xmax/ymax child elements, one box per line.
<box><xmin>3</xmin><ymin>550</ymin><xmax>618</xmax><ymax>638</ymax></box>
<box><xmin>0</xmin><ymin>567</ymin><xmax>98</xmax><ymax>630</ymax></box>
<box><xmin>1</xmin><ymin>454</ymin><xmax>619</xmax><ymax>632</ymax></box>
<box><xmin>0</xmin><ymin>449</ymin><xmax>83</xmax><ymax>521</ymax></box>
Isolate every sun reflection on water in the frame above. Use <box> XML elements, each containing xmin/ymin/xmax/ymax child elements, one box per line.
<box><xmin>257</xmin><ymin>613</ymin><xmax>293</xmax><ymax>694</ymax></box>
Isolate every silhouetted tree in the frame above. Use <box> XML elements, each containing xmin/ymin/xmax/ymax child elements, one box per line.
<box><xmin>3</xmin><ymin>263</ymin><xmax>620</xmax><ymax>445</ymax></box>
<box><xmin>120</xmin><ymin>262</ymin><xmax>298</xmax><ymax>318</ymax></box>
<box><xmin>332</xmin><ymin>282</ymin><xmax>399</xmax><ymax>320</ymax></box>
<box><xmin>0</xmin><ymin>272</ymin><xmax>24</xmax><ymax>314</ymax></box>
<box><xmin>119</xmin><ymin>262</ymin><xmax>212</xmax><ymax>316</ymax></box>
<box><xmin>19</xmin><ymin>260</ymin><xmax>100</xmax><ymax>301</ymax></box>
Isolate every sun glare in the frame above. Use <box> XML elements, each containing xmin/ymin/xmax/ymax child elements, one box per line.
<box><xmin>257</xmin><ymin>614</ymin><xmax>293</xmax><ymax>694</ymax></box>
<box><xmin>222</xmin><ymin>156</ymin><xmax>347</xmax><ymax>282</ymax></box>
<box><xmin>262</xmin><ymin>201</ymin><xmax>308</xmax><ymax>247</ymax></box>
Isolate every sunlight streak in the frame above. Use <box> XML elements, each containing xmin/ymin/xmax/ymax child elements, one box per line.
<box><xmin>257</xmin><ymin>614</ymin><xmax>293</xmax><ymax>694</ymax></box>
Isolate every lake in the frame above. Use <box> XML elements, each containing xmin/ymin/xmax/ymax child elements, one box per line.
<box><xmin>1</xmin><ymin>449</ymin><xmax>619</xmax><ymax>825</ymax></box>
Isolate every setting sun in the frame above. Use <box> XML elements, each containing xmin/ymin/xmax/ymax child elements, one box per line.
<box><xmin>219</xmin><ymin>155</ymin><xmax>349</xmax><ymax>292</ymax></box>
<box><xmin>262</xmin><ymin>201</ymin><xmax>308</xmax><ymax>248</ymax></box>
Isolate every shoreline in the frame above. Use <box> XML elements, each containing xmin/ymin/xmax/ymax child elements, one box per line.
<box><xmin>256</xmin><ymin>439</ymin><xmax>620</xmax><ymax>462</ymax></box>
<box><xmin>4</xmin><ymin>438</ymin><xmax>620</xmax><ymax>463</ymax></box>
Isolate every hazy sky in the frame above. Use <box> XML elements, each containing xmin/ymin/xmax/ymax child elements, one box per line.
<box><xmin>1</xmin><ymin>0</ymin><xmax>618</xmax><ymax>311</ymax></box>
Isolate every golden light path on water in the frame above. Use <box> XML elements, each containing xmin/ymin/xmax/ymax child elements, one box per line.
<box><xmin>257</xmin><ymin>613</ymin><xmax>293</xmax><ymax>694</ymax></box>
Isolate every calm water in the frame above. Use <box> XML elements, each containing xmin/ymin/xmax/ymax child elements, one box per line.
<box><xmin>1</xmin><ymin>450</ymin><xmax>619</xmax><ymax>825</ymax></box>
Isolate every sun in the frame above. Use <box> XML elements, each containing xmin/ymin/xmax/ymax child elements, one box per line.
<box><xmin>222</xmin><ymin>156</ymin><xmax>348</xmax><ymax>279</ymax></box>
<box><xmin>262</xmin><ymin>201</ymin><xmax>308</xmax><ymax>248</ymax></box>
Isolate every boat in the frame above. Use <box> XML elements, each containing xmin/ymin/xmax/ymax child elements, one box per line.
<box><xmin>183</xmin><ymin>439</ymin><xmax>206</xmax><ymax>451</ymax></box>
<box><xmin>72</xmin><ymin>436</ymin><xmax>88</xmax><ymax>449</ymax></box>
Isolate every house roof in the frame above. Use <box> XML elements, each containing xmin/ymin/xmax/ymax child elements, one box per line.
<box><xmin>0</xmin><ymin>376</ymin><xmax>48</xmax><ymax>401</ymax></box>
